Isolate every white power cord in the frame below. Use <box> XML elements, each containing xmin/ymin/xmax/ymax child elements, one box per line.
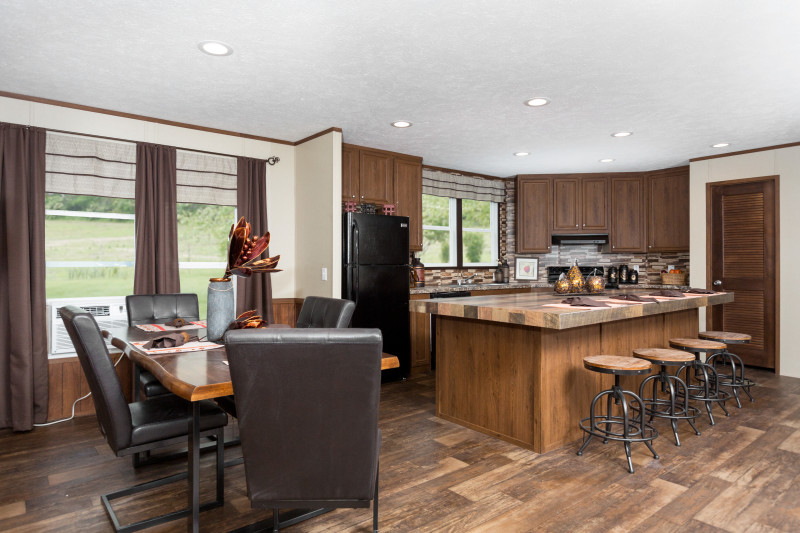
<box><xmin>34</xmin><ymin>352</ymin><xmax>125</xmax><ymax>427</ymax></box>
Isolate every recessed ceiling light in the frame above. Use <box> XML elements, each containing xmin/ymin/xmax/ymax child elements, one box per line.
<box><xmin>612</xmin><ymin>132</ymin><xmax>632</xmax><ymax>137</ymax></box>
<box><xmin>524</xmin><ymin>97</ymin><xmax>550</xmax><ymax>107</ymax></box>
<box><xmin>514</xmin><ymin>152</ymin><xmax>529</xmax><ymax>157</ymax></box>
<box><xmin>711</xmin><ymin>143</ymin><xmax>730</xmax><ymax>148</ymax></box>
<box><xmin>391</xmin><ymin>121</ymin><xmax>412</xmax><ymax>128</ymax></box>
<box><xmin>198</xmin><ymin>41</ymin><xmax>233</xmax><ymax>56</ymax></box>
<box><xmin>599</xmin><ymin>158</ymin><xmax>615</xmax><ymax>163</ymax></box>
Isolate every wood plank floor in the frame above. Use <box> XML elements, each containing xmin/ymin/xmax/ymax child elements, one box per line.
<box><xmin>2</xmin><ymin>367</ymin><xmax>800</xmax><ymax>532</ymax></box>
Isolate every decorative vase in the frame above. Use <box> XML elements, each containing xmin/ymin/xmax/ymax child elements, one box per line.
<box><xmin>207</xmin><ymin>278</ymin><xmax>234</xmax><ymax>341</ymax></box>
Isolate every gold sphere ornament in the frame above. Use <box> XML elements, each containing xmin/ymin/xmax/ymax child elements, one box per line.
<box><xmin>586</xmin><ymin>269</ymin><xmax>606</xmax><ymax>293</ymax></box>
<box><xmin>554</xmin><ymin>273</ymin><xmax>571</xmax><ymax>294</ymax></box>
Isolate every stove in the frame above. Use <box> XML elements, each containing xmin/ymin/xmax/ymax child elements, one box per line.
<box><xmin>547</xmin><ymin>265</ymin><xmax>605</xmax><ymax>284</ymax></box>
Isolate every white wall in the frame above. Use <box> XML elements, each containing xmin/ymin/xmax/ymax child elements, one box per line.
<box><xmin>0</xmin><ymin>95</ymin><xmax>297</xmax><ymax>298</ymax></box>
<box><xmin>690</xmin><ymin>145</ymin><xmax>800</xmax><ymax>377</ymax></box>
<box><xmin>293</xmin><ymin>131</ymin><xmax>343</xmax><ymax>298</ymax></box>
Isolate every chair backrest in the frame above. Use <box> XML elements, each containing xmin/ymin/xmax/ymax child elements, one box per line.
<box><xmin>225</xmin><ymin>328</ymin><xmax>382</xmax><ymax>505</ymax></box>
<box><xmin>60</xmin><ymin>305</ymin><xmax>132</xmax><ymax>452</ymax></box>
<box><xmin>295</xmin><ymin>296</ymin><xmax>355</xmax><ymax>329</ymax></box>
<box><xmin>125</xmin><ymin>293</ymin><xmax>200</xmax><ymax>326</ymax></box>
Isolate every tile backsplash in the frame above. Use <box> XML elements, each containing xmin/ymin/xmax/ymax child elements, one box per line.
<box><xmin>418</xmin><ymin>179</ymin><xmax>689</xmax><ymax>285</ymax></box>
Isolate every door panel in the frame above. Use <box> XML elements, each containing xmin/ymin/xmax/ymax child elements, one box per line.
<box><xmin>709</xmin><ymin>178</ymin><xmax>777</xmax><ymax>369</ymax></box>
<box><xmin>581</xmin><ymin>176</ymin><xmax>608</xmax><ymax>231</ymax></box>
<box><xmin>552</xmin><ymin>178</ymin><xmax>580</xmax><ymax>232</ymax></box>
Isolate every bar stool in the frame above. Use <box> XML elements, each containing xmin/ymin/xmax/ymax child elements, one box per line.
<box><xmin>669</xmin><ymin>338</ymin><xmax>731</xmax><ymax>425</ymax></box>
<box><xmin>699</xmin><ymin>331</ymin><xmax>756</xmax><ymax>408</ymax></box>
<box><xmin>633</xmin><ymin>348</ymin><xmax>701</xmax><ymax>446</ymax></box>
<box><xmin>577</xmin><ymin>355</ymin><xmax>659</xmax><ymax>474</ymax></box>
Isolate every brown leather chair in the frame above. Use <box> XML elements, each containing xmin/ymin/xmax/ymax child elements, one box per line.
<box><xmin>125</xmin><ymin>293</ymin><xmax>201</xmax><ymax>400</ymax></box>
<box><xmin>215</xmin><ymin>296</ymin><xmax>356</xmax><ymax>418</ymax></box>
<box><xmin>225</xmin><ymin>328</ymin><xmax>382</xmax><ymax>532</ymax></box>
<box><xmin>60</xmin><ymin>305</ymin><xmax>227</xmax><ymax>533</ymax></box>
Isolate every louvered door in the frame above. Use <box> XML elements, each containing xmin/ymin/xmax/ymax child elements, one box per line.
<box><xmin>709</xmin><ymin>178</ymin><xmax>777</xmax><ymax>369</ymax></box>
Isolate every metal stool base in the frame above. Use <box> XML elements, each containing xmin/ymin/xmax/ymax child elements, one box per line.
<box><xmin>675</xmin><ymin>359</ymin><xmax>731</xmax><ymax>426</ymax></box>
<box><xmin>705</xmin><ymin>350</ymin><xmax>757</xmax><ymax>408</ymax></box>
<box><xmin>639</xmin><ymin>367</ymin><xmax>701</xmax><ymax>446</ymax></box>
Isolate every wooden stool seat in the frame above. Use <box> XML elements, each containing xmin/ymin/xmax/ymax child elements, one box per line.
<box><xmin>633</xmin><ymin>348</ymin><xmax>694</xmax><ymax>365</ymax></box>
<box><xmin>669</xmin><ymin>338</ymin><xmax>726</xmax><ymax>352</ymax></box>
<box><xmin>583</xmin><ymin>355</ymin><xmax>652</xmax><ymax>375</ymax></box>
<box><xmin>699</xmin><ymin>331</ymin><xmax>751</xmax><ymax>344</ymax></box>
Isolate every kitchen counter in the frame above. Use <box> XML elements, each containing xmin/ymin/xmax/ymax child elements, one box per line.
<box><xmin>410</xmin><ymin>283</ymin><xmax>688</xmax><ymax>295</ymax></box>
<box><xmin>416</xmin><ymin>288</ymin><xmax>731</xmax><ymax>453</ymax></box>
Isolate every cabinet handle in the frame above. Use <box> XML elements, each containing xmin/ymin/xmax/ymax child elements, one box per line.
<box><xmin>582</xmin><ymin>223</ymin><xmax>585</xmax><ymax>227</ymax></box>
<box><xmin>361</xmin><ymin>195</ymin><xmax>364</xmax><ymax>199</ymax></box>
<box><xmin>612</xmin><ymin>246</ymin><xmax>615</xmax><ymax>249</ymax></box>
<box><xmin>575</xmin><ymin>224</ymin><xmax>578</xmax><ymax>228</ymax></box>
<box><xmin>649</xmin><ymin>245</ymin><xmax>652</xmax><ymax>248</ymax></box>
<box><xmin>352</xmin><ymin>194</ymin><xmax>356</xmax><ymax>198</ymax></box>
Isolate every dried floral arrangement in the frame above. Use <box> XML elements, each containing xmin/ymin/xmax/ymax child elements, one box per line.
<box><xmin>226</xmin><ymin>310</ymin><xmax>269</xmax><ymax>330</ymax></box>
<box><xmin>220</xmin><ymin>216</ymin><xmax>281</xmax><ymax>280</ymax></box>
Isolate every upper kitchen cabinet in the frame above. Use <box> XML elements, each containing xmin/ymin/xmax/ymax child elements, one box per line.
<box><xmin>551</xmin><ymin>176</ymin><xmax>608</xmax><ymax>233</ymax></box>
<box><xmin>359</xmin><ymin>148</ymin><xmax>394</xmax><ymax>204</ymax></box>
<box><xmin>646</xmin><ymin>166</ymin><xmax>689</xmax><ymax>252</ymax></box>
<box><xmin>393</xmin><ymin>155</ymin><xmax>423</xmax><ymax>251</ymax></box>
<box><xmin>610</xmin><ymin>175</ymin><xmax>646</xmax><ymax>252</ymax></box>
<box><xmin>342</xmin><ymin>144</ymin><xmax>360</xmax><ymax>202</ymax></box>
<box><xmin>516</xmin><ymin>176</ymin><xmax>552</xmax><ymax>253</ymax></box>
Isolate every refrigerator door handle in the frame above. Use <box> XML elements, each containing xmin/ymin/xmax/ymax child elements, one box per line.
<box><xmin>352</xmin><ymin>220</ymin><xmax>359</xmax><ymax>304</ymax></box>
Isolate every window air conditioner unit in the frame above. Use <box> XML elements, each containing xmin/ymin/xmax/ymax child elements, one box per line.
<box><xmin>46</xmin><ymin>296</ymin><xmax>129</xmax><ymax>358</ymax></box>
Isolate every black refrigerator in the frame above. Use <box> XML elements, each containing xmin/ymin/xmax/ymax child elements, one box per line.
<box><xmin>342</xmin><ymin>212</ymin><xmax>410</xmax><ymax>381</ymax></box>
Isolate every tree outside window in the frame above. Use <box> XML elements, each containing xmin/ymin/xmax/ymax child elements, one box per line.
<box><xmin>420</xmin><ymin>195</ymin><xmax>498</xmax><ymax>267</ymax></box>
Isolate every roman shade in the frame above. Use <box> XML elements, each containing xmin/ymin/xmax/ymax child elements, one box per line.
<box><xmin>176</xmin><ymin>150</ymin><xmax>237</xmax><ymax>206</ymax></box>
<box><xmin>422</xmin><ymin>168</ymin><xmax>505</xmax><ymax>203</ymax></box>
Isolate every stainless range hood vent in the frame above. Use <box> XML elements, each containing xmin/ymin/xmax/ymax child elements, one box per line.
<box><xmin>551</xmin><ymin>234</ymin><xmax>609</xmax><ymax>245</ymax></box>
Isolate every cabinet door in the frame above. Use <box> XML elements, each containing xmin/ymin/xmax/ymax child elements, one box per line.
<box><xmin>410</xmin><ymin>294</ymin><xmax>431</xmax><ymax>373</ymax></box>
<box><xmin>394</xmin><ymin>156</ymin><xmax>423</xmax><ymax>252</ymax></box>
<box><xmin>342</xmin><ymin>144</ymin><xmax>359</xmax><ymax>202</ymax></box>
<box><xmin>516</xmin><ymin>177</ymin><xmax>552</xmax><ymax>253</ymax></box>
<box><xmin>610</xmin><ymin>176</ymin><xmax>646</xmax><ymax>252</ymax></box>
<box><xmin>552</xmin><ymin>177</ymin><xmax>581</xmax><ymax>232</ymax></box>
<box><xmin>581</xmin><ymin>176</ymin><xmax>608</xmax><ymax>232</ymax></box>
<box><xmin>647</xmin><ymin>168</ymin><xmax>689</xmax><ymax>251</ymax></box>
<box><xmin>359</xmin><ymin>149</ymin><xmax>393</xmax><ymax>204</ymax></box>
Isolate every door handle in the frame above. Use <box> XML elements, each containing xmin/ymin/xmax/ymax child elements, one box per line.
<box><xmin>713</xmin><ymin>280</ymin><xmax>722</xmax><ymax>287</ymax></box>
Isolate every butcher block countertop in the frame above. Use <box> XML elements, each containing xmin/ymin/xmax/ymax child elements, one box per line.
<box><xmin>409</xmin><ymin>289</ymin><xmax>733</xmax><ymax>330</ymax></box>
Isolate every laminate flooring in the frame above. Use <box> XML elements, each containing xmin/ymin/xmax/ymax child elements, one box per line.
<box><xmin>2</xmin><ymin>367</ymin><xmax>800</xmax><ymax>532</ymax></box>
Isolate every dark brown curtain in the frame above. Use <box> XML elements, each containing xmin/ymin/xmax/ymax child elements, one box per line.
<box><xmin>236</xmin><ymin>157</ymin><xmax>274</xmax><ymax>323</ymax></box>
<box><xmin>133</xmin><ymin>143</ymin><xmax>180</xmax><ymax>294</ymax></box>
<box><xmin>0</xmin><ymin>123</ymin><xmax>48</xmax><ymax>431</ymax></box>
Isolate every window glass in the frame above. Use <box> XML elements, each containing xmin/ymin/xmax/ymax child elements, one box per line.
<box><xmin>177</xmin><ymin>203</ymin><xmax>236</xmax><ymax>318</ymax></box>
<box><xmin>45</xmin><ymin>194</ymin><xmax>135</xmax><ymax>298</ymax></box>
<box><xmin>421</xmin><ymin>195</ymin><xmax>455</xmax><ymax>266</ymax></box>
<box><xmin>462</xmin><ymin>199</ymin><xmax>498</xmax><ymax>266</ymax></box>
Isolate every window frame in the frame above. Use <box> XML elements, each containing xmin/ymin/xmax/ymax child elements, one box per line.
<box><xmin>421</xmin><ymin>195</ymin><xmax>500</xmax><ymax>268</ymax></box>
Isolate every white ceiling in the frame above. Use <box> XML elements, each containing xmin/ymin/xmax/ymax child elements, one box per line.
<box><xmin>2</xmin><ymin>1</ymin><xmax>800</xmax><ymax>176</ymax></box>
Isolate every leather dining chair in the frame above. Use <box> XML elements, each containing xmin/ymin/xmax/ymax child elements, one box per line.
<box><xmin>60</xmin><ymin>305</ymin><xmax>228</xmax><ymax>533</ymax></box>
<box><xmin>225</xmin><ymin>328</ymin><xmax>382</xmax><ymax>532</ymax></box>
<box><xmin>215</xmin><ymin>296</ymin><xmax>355</xmax><ymax>419</ymax></box>
<box><xmin>126</xmin><ymin>293</ymin><xmax>201</xmax><ymax>400</ymax></box>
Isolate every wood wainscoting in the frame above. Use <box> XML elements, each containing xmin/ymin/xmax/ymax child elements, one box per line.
<box><xmin>46</xmin><ymin>297</ymin><xmax>304</xmax><ymax>422</ymax></box>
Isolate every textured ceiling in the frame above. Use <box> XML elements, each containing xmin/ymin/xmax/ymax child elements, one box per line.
<box><xmin>2</xmin><ymin>1</ymin><xmax>799</xmax><ymax>176</ymax></box>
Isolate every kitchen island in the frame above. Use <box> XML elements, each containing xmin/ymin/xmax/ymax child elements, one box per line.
<box><xmin>410</xmin><ymin>290</ymin><xmax>733</xmax><ymax>453</ymax></box>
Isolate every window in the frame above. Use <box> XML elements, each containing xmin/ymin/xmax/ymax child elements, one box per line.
<box><xmin>177</xmin><ymin>204</ymin><xmax>236</xmax><ymax>319</ymax></box>
<box><xmin>420</xmin><ymin>195</ymin><xmax>499</xmax><ymax>267</ymax></box>
<box><xmin>45</xmin><ymin>194</ymin><xmax>136</xmax><ymax>298</ymax></box>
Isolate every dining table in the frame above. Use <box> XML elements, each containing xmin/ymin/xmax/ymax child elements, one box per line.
<box><xmin>104</xmin><ymin>324</ymin><xmax>399</xmax><ymax>533</ymax></box>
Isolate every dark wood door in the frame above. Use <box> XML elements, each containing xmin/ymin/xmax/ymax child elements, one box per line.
<box><xmin>342</xmin><ymin>144</ymin><xmax>359</xmax><ymax>202</ymax></box>
<box><xmin>581</xmin><ymin>176</ymin><xmax>608</xmax><ymax>232</ymax></box>
<box><xmin>516</xmin><ymin>177</ymin><xmax>551</xmax><ymax>253</ymax></box>
<box><xmin>552</xmin><ymin>177</ymin><xmax>580</xmax><ymax>232</ymax></box>
<box><xmin>647</xmin><ymin>167</ymin><xmax>689</xmax><ymax>251</ymax></box>
<box><xmin>610</xmin><ymin>176</ymin><xmax>646</xmax><ymax>252</ymax></box>
<box><xmin>709</xmin><ymin>177</ymin><xmax>778</xmax><ymax>370</ymax></box>
<box><xmin>393</xmin><ymin>156</ymin><xmax>423</xmax><ymax>252</ymax></box>
<box><xmin>359</xmin><ymin>149</ymin><xmax>393</xmax><ymax>204</ymax></box>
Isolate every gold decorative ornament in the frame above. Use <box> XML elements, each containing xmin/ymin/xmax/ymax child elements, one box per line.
<box><xmin>586</xmin><ymin>269</ymin><xmax>606</xmax><ymax>293</ymax></box>
<box><xmin>554</xmin><ymin>273</ymin><xmax>571</xmax><ymax>294</ymax></box>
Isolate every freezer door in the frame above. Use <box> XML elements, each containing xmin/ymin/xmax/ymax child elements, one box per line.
<box><xmin>343</xmin><ymin>213</ymin><xmax>409</xmax><ymax>266</ymax></box>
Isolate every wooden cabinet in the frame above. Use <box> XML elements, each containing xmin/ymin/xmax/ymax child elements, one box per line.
<box><xmin>341</xmin><ymin>144</ymin><xmax>359</xmax><ymax>202</ymax></box>
<box><xmin>342</xmin><ymin>143</ymin><xmax>423</xmax><ymax>251</ymax></box>
<box><xmin>646</xmin><ymin>167</ymin><xmax>689</xmax><ymax>252</ymax></box>
<box><xmin>394</xmin><ymin>156</ymin><xmax>423</xmax><ymax>251</ymax></box>
<box><xmin>359</xmin><ymin>149</ymin><xmax>394</xmax><ymax>204</ymax></box>
<box><xmin>551</xmin><ymin>176</ymin><xmax>608</xmax><ymax>233</ymax></box>
<box><xmin>516</xmin><ymin>177</ymin><xmax>552</xmax><ymax>253</ymax></box>
<box><xmin>610</xmin><ymin>176</ymin><xmax>646</xmax><ymax>252</ymax></box>
<box><xmin>410</xmin><ymin>293</ymin><xmax>431</xmax><ymax>374</ymax></box>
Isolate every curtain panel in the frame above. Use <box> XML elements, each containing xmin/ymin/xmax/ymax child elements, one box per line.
<box><xmin>422</xmin><ymin>168</ymin><xmax>505</xmax><ymax>203</ymax></box>
<box><xmin>0</xmin><ymin>123</ymin><xmax>49</xmax><ymax>431</ymax></box>
<box><xmin>133</xmin><ymin>143</ymin><xmax>180</xmax><ymax>294</ymax></box>
<box><xmin>235</xmin><ymin>156</ymin><xmax>274</xmax><ymax>323</ymax></box>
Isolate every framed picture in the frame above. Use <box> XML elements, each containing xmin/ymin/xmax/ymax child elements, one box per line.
<box><xmin>516</xmin><ymin>258</ymin><xmax>539</xmax><ymax>280</ymax></box>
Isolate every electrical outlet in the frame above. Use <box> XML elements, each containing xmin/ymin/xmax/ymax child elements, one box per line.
<box><xmin>322</xmin><ymin>267</ymin><xmax>328</xmax><ymax>281</ymax></box>
<box><xmin>667</xmin><ymin>264</ymin><xmax>675</xmax><ymax>271</ymax></box>
<box><xmin>633</xmin><ymin>265</ymin><xmax>639</xmax><ymax>272</ymax></box>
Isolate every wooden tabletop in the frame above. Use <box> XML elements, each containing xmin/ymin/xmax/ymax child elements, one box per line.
<box><xmin>583</xmin><ymin>355</ymin><xmax>652</xmax><ymax>374</ymax></box>
<box><xmin>633</xmin><ymin>347</ymin><xmax>695</xmax><ymax>363</ymax></box>
<box><xmin>106</xmin><ymin>327</ymin><xmax>400</xmax><ymax>402</ymax></box>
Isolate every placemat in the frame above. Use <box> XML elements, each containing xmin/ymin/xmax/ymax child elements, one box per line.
<box><xmin>135</xmin><ymin>320</ymin><xmax>207</xmax><ymax>332</ymax></box>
